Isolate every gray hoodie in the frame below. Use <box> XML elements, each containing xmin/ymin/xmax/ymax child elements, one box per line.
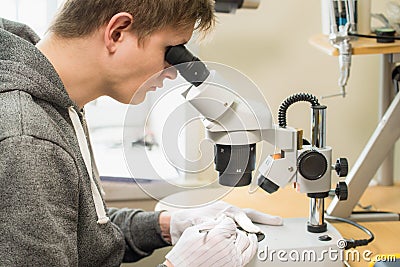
<box><xmin>0</xmin><ymin>18</ymin><xmax>169</xmax><ymax>266</ymax></box>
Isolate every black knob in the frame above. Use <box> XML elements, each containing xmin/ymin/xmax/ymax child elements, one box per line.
<box><xmin>335</xmin><ymin>181</ymin><xmax>348</xmax><ymax>201</ymax></box>
<box><xmin>335</xmin><ymin>158</ymin><xmax>348</xmax><ymax>177</ymax></box>
<box><xmin>297</xmin><ymin>150</ymin><xmax>328</xmax><ymax>180</ymax></box>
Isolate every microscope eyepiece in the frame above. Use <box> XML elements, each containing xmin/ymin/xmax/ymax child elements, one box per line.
<box><xmin>214</xmin><ymin>144</ymin><xmax>256</xmax><ymax>187</ymax></box>
<box><xmin>165</xmin><ymin>45</ymin><xmax>210</xmax><ymax>87</ymax></box>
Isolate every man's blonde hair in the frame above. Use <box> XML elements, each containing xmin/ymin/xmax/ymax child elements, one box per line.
<box><xmin>49</xmin><ymin>0</ymin><xmax>215</xmax><ymax>41</ymax></box>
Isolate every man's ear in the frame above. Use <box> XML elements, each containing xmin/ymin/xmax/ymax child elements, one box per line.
<box><xmin>104</xmin><ymin>12</ymin><xmax>133</xmax><ymax>53</ymax></box>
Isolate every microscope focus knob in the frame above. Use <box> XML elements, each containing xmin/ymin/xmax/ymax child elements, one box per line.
<box><xmin>334</xmin><ymin>158</ymin><xmax>348</xmax><ymax>177</ymax></box>
<box><xmin>335</xmin><ymin>181</ymin><xmax>348</xmax><ymax>201</ymax></box>
<box><xmin>297</xmin><ymin>150</ymin><xmax>328</xmax><ymax>180</ymax></box>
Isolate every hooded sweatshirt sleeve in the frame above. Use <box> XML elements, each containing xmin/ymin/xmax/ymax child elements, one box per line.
<box><xmin>0</xmin><ymin>136</ymin><xmax>80</xmax><ymax>266</ymax></box>
<box><xmin>107</xmin><ymin>207</ymin><xmax>171</xmax><ymax>262</ymax></box>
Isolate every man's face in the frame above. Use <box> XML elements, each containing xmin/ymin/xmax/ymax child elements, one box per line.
<box><xmin>104</xmin><ymin>25</ymin><xmax>194</xmax><ymax>104</ymax></box>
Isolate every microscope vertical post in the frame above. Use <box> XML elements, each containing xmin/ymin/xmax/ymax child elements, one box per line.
<box><xmin>308</xmin><ymin>105</ymin><xmax>329</xmax><ymax>233</ymax></box>
<box><xmin>311</xmin><ymin>106</ymin><xmax>326</xmax><ymax>148</ymax></box>
<box><xmin>309</xmin><ymin>197</ymin><xmax>326</xmax><ymax>230</ymax></box>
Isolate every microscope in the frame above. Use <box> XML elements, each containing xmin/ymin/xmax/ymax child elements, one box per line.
<box><xmin>165</xmin><ymin>45</ymin><xmax>349</xmax><ymax>266</ymax></box>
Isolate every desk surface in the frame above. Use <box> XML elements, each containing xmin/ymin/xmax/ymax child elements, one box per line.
<box><xmin>222</xmin><ymin>184</ymin><xmax>400</xmax><ymax>267</ymax></box>
<box><xmin>309</xmin><ymin>34</ymin><xmax>400</xmax><ymax>56</ymax></box>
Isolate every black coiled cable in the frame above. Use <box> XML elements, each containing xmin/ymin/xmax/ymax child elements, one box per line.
<box><xmin>278</xmin><ymin>93</ymin><xmax>320</xmax><ymax>128</ymax></box>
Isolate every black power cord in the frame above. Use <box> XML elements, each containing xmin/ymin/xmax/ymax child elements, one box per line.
<box><xmin>325</xmin><ymin>215</ymin><xmax>375</xmax><ymax>250</ymax></box>
<box><xmin>348</xmin><ymin>32</ymin><xmax>400</xmax><ymax>41</ymax></box>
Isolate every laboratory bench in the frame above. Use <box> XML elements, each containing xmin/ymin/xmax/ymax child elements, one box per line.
<box><xmin>151</xmin><ymin>182</ymin><xmax>400</xmax><ymax>267</ymax></box>
<box><xmin>222</xmin><ymin>183</ymin><xmax>400</xmax><ymax>267</ymax></box>
<box><xmin>105</xmin><ymin>182</ymin><xmax>399</xmax><ymax>267</ymax></box>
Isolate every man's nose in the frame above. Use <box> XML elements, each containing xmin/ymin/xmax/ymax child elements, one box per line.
<box><xmin>162</xmin><ymin>63</ymin><xmax>178</xmax><ymax>80</ymax></box>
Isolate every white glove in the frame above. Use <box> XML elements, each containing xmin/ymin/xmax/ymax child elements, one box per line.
<box><xmin>166</xmin><ymin>216</ymin><xmax>258</xmax><ymax>267</ymax></box>
<box><xmin>170</xmin><ymin>200</ymin><xmax>283</xmax><ymax>244</ymax></box>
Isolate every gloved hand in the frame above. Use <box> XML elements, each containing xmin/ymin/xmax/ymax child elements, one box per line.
<box><xmin>170</xmin><ymin>201</ymin><xmax>282</xmax><ymax>244</ymax></box>
<box><xmin>165</xmin><ymin>216</ymin><xmax>258</xmax><ymax>267</ymax></box>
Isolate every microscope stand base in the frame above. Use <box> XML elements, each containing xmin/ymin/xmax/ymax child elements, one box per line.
<box><xmin>248</xmin><ymin>217</ymin><xmax>344</xmax><ymax>267</ymax></box>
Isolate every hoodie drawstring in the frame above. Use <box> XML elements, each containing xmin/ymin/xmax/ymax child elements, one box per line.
<box><xmin>68</xmin><ymin>106</ymin><xmax>109</xmax><ymax>224</ymax></box>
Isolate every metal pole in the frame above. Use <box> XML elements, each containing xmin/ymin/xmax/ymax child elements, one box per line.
<box><xmin>311</xmin><ymin>106</ymin><xmax>327</xmax><ymax>148</ymax></box>
<box><xmin>377</xmin><ymin>54</ymin><xmax>394</xmax><ymax>186</ymax></box>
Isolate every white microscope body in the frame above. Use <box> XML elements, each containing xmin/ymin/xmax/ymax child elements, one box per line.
<box><xmin>165</xmin><ymin>45</ymin><xmax>348</xmax><ymax>267</ymax></box>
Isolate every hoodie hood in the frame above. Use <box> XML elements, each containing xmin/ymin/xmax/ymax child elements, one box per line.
<box><xmin>0</xmin><ymin>18</ymin><xmax>77</xmax><ymax>109</ymax></box>
<box><xmin>0</xmin><ymin>18</ymin><xmax>108</xmax><ymax>224</ymax></box>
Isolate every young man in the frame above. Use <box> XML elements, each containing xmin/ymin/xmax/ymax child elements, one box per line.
<box><xmin>0</xmin><ymin>0</ymin><xmax>282</xmax><ymax>266</ymax></box>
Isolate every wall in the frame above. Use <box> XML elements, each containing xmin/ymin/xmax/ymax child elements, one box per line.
<box><xmin>198</xmin><ymin>0</ymin><xmax>399</xmax><ymax>183</ymax></box>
